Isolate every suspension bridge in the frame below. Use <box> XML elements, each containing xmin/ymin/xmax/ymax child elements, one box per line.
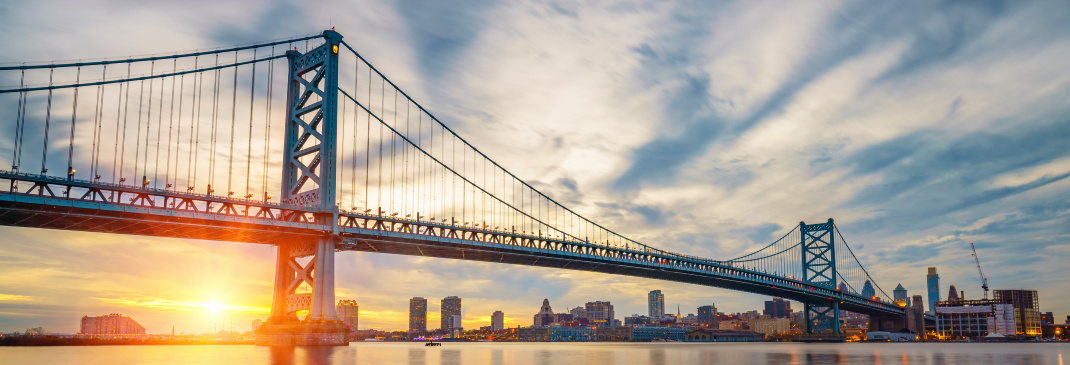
<box><xmin>0</xmin><ymin>30</ymin><xmax>911</xmax><ymax>345</ymax></box>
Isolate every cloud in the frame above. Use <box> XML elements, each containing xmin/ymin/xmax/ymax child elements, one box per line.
<box><xmin>2</xmin><ymin>0</ymin><xmax>1070</xmax><ymax>333</ymax></box>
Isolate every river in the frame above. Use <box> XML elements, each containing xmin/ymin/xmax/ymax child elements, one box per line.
<box><xmin>1</xmin><ymin>342</ymin><xmax>1066</xmax><ymax>364</ymax></box>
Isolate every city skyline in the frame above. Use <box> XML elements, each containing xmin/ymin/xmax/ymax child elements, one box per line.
<box><xmin>2</xmin><ymin>0</ymin><xmax>1070</xmax><ymax>335</ymax></box>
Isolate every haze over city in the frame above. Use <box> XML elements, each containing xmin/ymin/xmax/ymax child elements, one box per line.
<box><xmin>1</xmin><ymin>0</ymin><xmax>1069</xmax><ymax>338</ymax></box>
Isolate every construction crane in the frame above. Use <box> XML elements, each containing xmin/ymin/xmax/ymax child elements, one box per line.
<box><xmin>969</xmin><ymin>242</ymin><xmax>990</xmax><ymax>299</ymax></box>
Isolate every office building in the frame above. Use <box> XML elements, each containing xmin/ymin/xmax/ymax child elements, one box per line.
<box><xmin>337</xmin><ymin>300</ymin><xmax>359</xmax><ymax>332</ymax></box>
<box><xmin>585</xmin><ymin>301</ymin><xmax>615</xmax><ymax>325</ymax></box>
<box><xmin>441</xmin><ymin>296</ymin><xmax>462</xmax><ymax>330</ymax></box>
<box><xmin>533</xmin><ymin>298</ymin><xmax>555</xmax><ymax>327</ymax></box>
<box><xmin>409</xmin><ymin>297</ymin><xmax>427</xmax><ymax>334</ymax></box>
<box><xmin>491</xmin><ymin>311</ymin><xmax>505</xmax><ymax>330</ymax></box>
<box><xmin>449</xmin><ymin>314</ymin><xmax>463</xmax><ymax>337</ymax></box>
<box><xmin>749</xmin><ymin>315</ymin><xmax>791</xmax><ymax>335</ymax></box>
<box><xmin>79</xmin><ymin>313</ymin><xmax>145</xmax><ymax>335</ymax></box>
<box><xmin>862</xmin><ymin>280</ymin><xmax>876</xmax><ymax>299</ymax></box>
<box><xmin>927</xmin><ymin>267</ymin><xmax>940</xmax><ymax>314</ymax></box>
<box><xmin>570</xmin><ymin>306</ymin><xmax>587</xmax><ymax>319</ymax></box>
<box><xmin>252</xmin><ymin>319</ymin><xmax>262</xmax><ymax>331</ymax></box>
<box><xmin>947</xmin><ymin>285</ymin><xmax>959</xmax><ymax>301</ymax></box>
<box><xmin>893</xmin><ymin>284</ymin><xmax>911</xmax><ymax>307</ymax></box>
<box><xmin>994</xmin><ymin>289</ymin><xmax>1041</xmax><ymax>337</ymax></box>
<box><xmin>648</xmin><ymin>290</ymin><xmax>665</xmax><ymax>317</ymax></box>
<box><xmin>1042</xmin><ymin>312</ymin><xmax>1054</xmax><ymax>325</ymax></box>
<box><xmin>763</xmin><ymin>298</ymin><xmax>791</xmax><ymax>318</ymax></box>
<box><xmin>697</xmin><ymin>305</ymin><xmax>718</xmax><ymax>327</ymax></box>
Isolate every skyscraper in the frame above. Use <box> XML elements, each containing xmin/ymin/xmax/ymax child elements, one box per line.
<box><xmin>337</xmin><ymin>300</ymin><xmax>359</xmax><ymax>332</ymax></box>
<box><xmin>409</xmin><ymin>297</ymin><xmax>427</xmax><ymax>334</ymax></box>
<box><xmin>648</xmin><ymin>290</ymin><xmax>665</xmax><ymax>317</ymax></box>
<box><xmin>927</xmin><ymin>267</ymin><xmax>940</xmax><ymax>314</ymax></box>
<box><xmin>893</xmin><ymin>284</ymin><xmax>910</xmax><ymax>307</ymax></box>
<box><xmin>491</xmin><ymin>311</ymin><xmax>505</xmax><ymax>330</ymax></box>
<box><xmin>861</xmin><ymin>280</ymin><xmax>876</xmax><ymax>299</ymax></box>
<box><xmin>948</xmin><ymin>285</ymin><xmax>959</xmax><ymax>301</ymax></box>
<box><xmin>697</xmin><ymin>304</ymin><xmax>718</xmax><ymax>327</ymax></box>
<box><xmin>586</xmin><ymin>301</ymin><xmax>615</xmax><ymax>325</ymax></box>
<box><xmin>441</xmin><ymin>296</ymin><xmax>462</xmax><ymax>330</ymax></box>
<box><xmin>763</xmin><ymin>298</ymin><xmax>792</xmax><ymax>318</ymax></box>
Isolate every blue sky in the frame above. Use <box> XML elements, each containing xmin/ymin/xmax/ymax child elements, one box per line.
<box><xmin>0</xmin><ymin>0</ymin><xmax>1069</xmax><ymax>333</ymax></box>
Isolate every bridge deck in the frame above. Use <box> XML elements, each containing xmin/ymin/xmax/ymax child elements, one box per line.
<box><xmin>0</xmin><ymin>173</ymin><xmax>905</xmax><ymax>317</ymax></box>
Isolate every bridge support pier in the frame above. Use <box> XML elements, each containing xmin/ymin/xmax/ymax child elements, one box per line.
<box><xmin>255</xmin><ymin>236</ymin><xmax>346</xmax><ymax>346</ymax></box>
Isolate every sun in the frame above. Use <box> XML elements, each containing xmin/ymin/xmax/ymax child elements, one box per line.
<box><xmin>205</xmin><ymin>301</ymin><xmax>224</xmax><ymax>314</ymax></box>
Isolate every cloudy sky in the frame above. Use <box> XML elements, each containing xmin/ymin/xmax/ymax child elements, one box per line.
<box><xmin>1</xmin><ymin>0</ymin><xmax>1069</xmax><ymax>334</ymax></box>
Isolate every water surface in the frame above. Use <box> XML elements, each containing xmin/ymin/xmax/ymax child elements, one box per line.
<box><xmin>1</xmin><ymin>342</ymin><xmax>1066</xmax><ymax>364</ymax></box>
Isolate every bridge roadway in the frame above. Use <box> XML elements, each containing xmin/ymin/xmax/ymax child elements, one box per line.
<box><xmin>0</xmin><ymin>170</ymin><xmax>906</xmax><ymax>317</ymax></box>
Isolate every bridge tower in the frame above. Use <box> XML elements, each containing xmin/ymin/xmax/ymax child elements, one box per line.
<box><xmin>800</xmin><ymin>218</ymin><xmax>841</xmax><ymax>334</ymax></box>
<box><xmin>256</xmin><ymin>30</ymin><xmax>348</xmax><ymax>346</ymax></box>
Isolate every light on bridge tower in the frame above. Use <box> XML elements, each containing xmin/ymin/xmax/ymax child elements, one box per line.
<box><xmin>258</xmin><ymin>29</ymin><xmax>347</xmax><ymax>346</ymax></box>
<box><xmin>800</xmin><ymin>218</ymin><xmax>841</xmax><ymax>335</ymax></box>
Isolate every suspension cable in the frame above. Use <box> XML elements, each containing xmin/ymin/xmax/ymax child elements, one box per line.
<box><xmin>42</xmin><ymin>66</ymin><xmax>55</xmax><ymax>174</ymax></box>
<box><xmin>66</xmin><ymin>66</ymin><xmax>81</xmax><ymax>178</ymax></box>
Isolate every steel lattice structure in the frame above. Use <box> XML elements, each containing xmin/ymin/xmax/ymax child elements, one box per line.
<box><xmin>0</xmin><ymin>30</ymin><xmax>915</xmax><ymax>342</ymax></box>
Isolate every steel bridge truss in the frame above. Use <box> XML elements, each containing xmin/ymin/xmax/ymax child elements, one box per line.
<box><xmin>801</xmin><ymin>218</ymin><xmax>841</xmax><ymax>333</ymax></box>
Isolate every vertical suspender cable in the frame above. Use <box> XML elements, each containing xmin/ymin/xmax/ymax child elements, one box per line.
<box><xmin>152</xmin><ymin>62</ymin><xmax>167</xmax><ymax>188</ymax></box>
<box><xmin>355</xmin><ymin>58</ymin><xmax>363</xmax><ymax>208</ymax></box>
<box><xmin>263</xmin><ymin>49</ymin><xmax>274</xmax><ymax>201</ymax></box>
<box><xmin>12</xmin><ymin>66</ymin><xmax>26</xmax><ymax>172</ymax></box>
<box><xmin>228</xmin><ymin>51</ymin><xmax>238</xmax><ymax>196</ymax></box>
<box><xmin>67</xmin><ymin>66</ymin><xmax>81</xmax><ymax>178</ymax></box>
<box><xmin>134</xmin><ymin>62</ymin><xmax>152</xmax><ymax>184</ymax></box>
<box><xmin>166</xmin><ymin>60</ymin><xmax>179</xmax><ymax>189</ymax></box>
<box><xmin>90</xmin><ymin>67</ymin><xmax>104</xmax><ymax>180</ymax></box>
<box><xmin>42</xmin><ymin>66</ymin><xmax>55</xmax><ymax>174</ymax></box>
<box><xmin>246</xmin><ymin>49</ymin><xmax>257</xmax><ymax>199</ymax></box>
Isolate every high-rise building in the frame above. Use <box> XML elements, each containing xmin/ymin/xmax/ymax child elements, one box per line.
<box><xmin>697</xmin><ymin>305</ymin><xmax>718</xmax><ymax>327</ymax></box>
<box><xmin>337</xmin><ymin>300</ymin><xmax>359</xmax><ymax>332</ymax></box>
<box><xmin>409</xmin><ymin>297</ymin><xmax>427</xmax><ymax>334</ymax></box>
<box><xmin>533</xmin><ymin>298</ymin><xmax>555</xmax><ymax>327</ymax></box>
<box><xmin>927</xmin><ymin>267</ymin><xmax>940</xmax><ymax>314</ymax></box>
<box><xmin>441</xmin><ymin>296</ymin><xmax>462</xmax><ymax>330</ymax></box>
<box><xmin>79</xmin><ymin>314</ymin><xmax>145</xmax><ymax>335</ymax></box>
<box><xmin>948</xmin><ymin>285</ymin><xmax>959</xmax><ymax>301</ymax></box>
<box><xmin>252</xmin><ymin>319</ymin><xmax>262</xmax><ymax>331</ymax></box>
<box><xmin>570</xmin><ymin>306</ymin><xmax>587</xmax><ymax>319</ymax></box>
<box><xmin>893</xmin><ymin>284</ymin><xmax>911</xmax><ymax>307</ymax></box>
<box><xmin>993</xmin><ymin>289</ymin><xmax>1041</xmax><ymax>337</ymax></box>
<box><xmin>648</xmin><ymin>290</ymin><xmax>665</xmax><ymax>317</ymax></box>
<box><xmin>491</xmin><ymin>311</ymin><xmax>505</xmax><ymax>330</ymax></box>
<box><xmin>586</xmin><ymin>301</ymin><xmax>615</xmax><ymax>325</ymax></box>
<box><xmin>862</xmin><ymin>280</ymin><xmax>876</xmax><ymax>299</ymax></box>
<box><xmin>763</xmin><ymin>298</ymin><xmax>792</xmax><ymax>318</ymax></box>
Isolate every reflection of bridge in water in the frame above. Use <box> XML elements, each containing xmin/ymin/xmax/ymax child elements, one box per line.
<box><xmin>0</xmin><ymin>30</ymin><xmax>912</xmax><ymax>344</ymax></box>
